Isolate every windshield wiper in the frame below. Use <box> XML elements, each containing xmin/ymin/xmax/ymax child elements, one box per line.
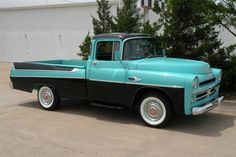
<box><xmin>127</xmin><ymin>54</ymin><xmax>163</xmax><ymax>60</ymax></box>
<box><xmin>128</xmin><ymin>57</ymin><xmax>146</xmax><ymax>60</ymax></box>
<box><xmin>147</xmin><ymin>54</ymin><xmax>164</xmax><ymax>58</ymax></box>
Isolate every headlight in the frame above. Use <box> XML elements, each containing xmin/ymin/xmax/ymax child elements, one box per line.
<box><xmin>192</xmin><ymin>77</ymin><xmax>199</xmax><ymax>89</ymax></box>
<box><xmin>218</xmin><ymin>71</ymin><xmax>222</xmax><ymax>81</ymax></box>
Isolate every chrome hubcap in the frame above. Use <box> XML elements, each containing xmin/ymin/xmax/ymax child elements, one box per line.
<box><xmin>147</xmin><ymin>104</ymin><xmax>159</xmax><ymax>118</ymax></box>
<box><xmin>140</xmin><ymin>97</ymin><xmax>166</xmax><ymax>126</ymax></box>
<box><xmin>145</xmin><ymin>102</ymin><xmax>163</xmax><ymax>121</ymax></box>
<box><xmin>42</xmin><ymin>90</ymin><xmax>52</xmax><ymax>105</ymax></box>
<box><xmin>39</xmin><ymin>87</ymin><xmax>54</xmax><ymax>108</ymax></box>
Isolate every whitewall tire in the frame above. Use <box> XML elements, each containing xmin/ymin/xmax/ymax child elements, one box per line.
<box><xmin>38</xmin><ymin>86</ymin><xmax>60</xmax><ymax>110</ymax></box>
<box><xmin>139</xmin><ymin>93</ymin><xmax>172</xmax><ymax>128</ymax></box>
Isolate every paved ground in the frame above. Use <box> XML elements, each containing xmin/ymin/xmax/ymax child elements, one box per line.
<box><xmin>0</xmin><ymin>62</ymin><xmax>236</xmax><ymax>157</ymax></box>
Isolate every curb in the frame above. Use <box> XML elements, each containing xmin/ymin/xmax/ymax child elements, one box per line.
<box><xmin>224</xmin><ymin>100</ymin><xmax>236</xmax><ymax>103</ymax></box>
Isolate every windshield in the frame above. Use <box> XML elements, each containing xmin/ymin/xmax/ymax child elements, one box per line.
<box><xmin>123</xmin><ymin>38</ymin><xmax>164</xmax><ymax>60</ymax></box>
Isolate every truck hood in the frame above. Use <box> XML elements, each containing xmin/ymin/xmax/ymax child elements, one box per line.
<box><xmin>134</xmin><ymin>57</ymin><xmax>211</xmax><ymax>74</ymax></box>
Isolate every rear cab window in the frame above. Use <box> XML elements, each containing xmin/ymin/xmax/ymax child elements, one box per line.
<box><xmin>95</xmin><ymin>40</ymin><xmax>120</xmax><ymax>61</ymax></box>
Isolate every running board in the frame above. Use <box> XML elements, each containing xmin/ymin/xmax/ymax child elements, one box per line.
<box><xmin>90</xmin><ymin>103</ymin><xmax>124</xmax><ymax>110</ymax></box>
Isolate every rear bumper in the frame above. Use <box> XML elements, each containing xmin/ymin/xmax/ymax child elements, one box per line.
<box><xmin>192</xmin><ymin>96</ymin><xmax>224</xmax><ymax>115</ymax></box>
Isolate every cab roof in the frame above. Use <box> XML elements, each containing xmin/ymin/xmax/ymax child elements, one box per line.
<box><xmin>92</xmin><ymin>33</ymin><xmax>151</xmax><ymax>40</ymax></box>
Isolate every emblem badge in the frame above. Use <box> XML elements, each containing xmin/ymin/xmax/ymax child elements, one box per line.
<box><xmin>207</xmin><ymin>89</ymin><xmax>211</xmax><ymax>96</ymax></box>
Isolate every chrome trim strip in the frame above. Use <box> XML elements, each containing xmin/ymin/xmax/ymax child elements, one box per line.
<box><xmin>89</xmin><ymin>79</ymin><xmax>124</xmax><ymax>84</ymax></box>
<box><xmin>11</xmin><ymin>76</ymin><xmax>183</xmax><ymax>88</ymax></box>
<box><xmin>71</xmin><ymin>68</ymin><xmax>80</xmax><ymax>72</ymax></box>
<box><xmin>199</xmin><ymin>77</ymin><xmax>216</xmax><ymax>86</ymax></box>
<box><xmin>128</xmin><ymin>76</ymin><xmax>142</xmax><ymax>82</ymax></box>
<box><xmin>11</xmin><ymin>68</ymin><xmax>83</xmax><ymax>72</ymax></box>
<box><xmin>10</xmin><ymin>75</ymin><xmax>85</xmax><ymax>79</ymax></box>
<box><xmin>192</xmin><ymin>96</ymin><xmax>224</xmax><ymax>115</ymax></box>
<box><xmin>89</xmin><ymin>78</ymin><xmax>183</xmax><ymax>88</ymax></box>
<box><xmin>127</xmin><ymin>82</ymin><xmax>183</xmax><ymax>88</ymax></box>
<box><xmin>194</xmin><ymin>89</ymin><xmax>216</xmax><ymax>101</ymax></box>
<box><xmin>192</xmin><ymin>83</ymin><xmax>220</xmax><ymax>94</ymax></box>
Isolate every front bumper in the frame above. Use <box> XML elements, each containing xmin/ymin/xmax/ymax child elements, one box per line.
<box><xmin>192</xmin><ymin>96</ymin><xmax>224</xmax><ymax>115</ymax></box>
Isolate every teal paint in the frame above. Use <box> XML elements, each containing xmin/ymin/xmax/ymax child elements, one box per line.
<box><xmin>10</xmin><ymin>36</ymin><xmax>222</xmax><ymax>115</ymax></box>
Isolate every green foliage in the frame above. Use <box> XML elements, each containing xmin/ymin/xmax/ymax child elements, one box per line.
<box><xmin>207</xmin><ymin>45</ymin><xmax>236</xmax><ymax>92</ymax></box>
<box><xmin>113</xmin><ymin>0</ymin><xmax>143</xmax><ymax>33</ymax></box>
<box><xmin>80</xmin><ymin>0</ymin><xmax>113</xmax><ymax>60</ymax></box>
<box><xmin>78</xmin><ymin>0</ymin><xmax>236</xmax><ymax>92</ymax></box>
<box><xmin>213</xmin><ymin>0</ymin><xmax>236</xmax><ymax>37</ymax></box>
<box><xmin>79</xmin><ymin>32</ymin><xmax>91</xmax><ymax>60</ymax></box>
<box><xmin>92</xmin><ymin>0</ymin><xmax>114</xmax><ymax>35</ymax></box>
<box><xmin>152</xmin><ymin>0</ymin><xmax>236</xmax><ymax>92</ymax></box>
<box><xmin>155</xmin><ymin>0</ymin><xmax>222</xmax><ymax>60</ymax></box>
<box><xmin>141</xmin><ymin>20</ymin><xmax>161</xmax><ymax>35</ymax></box>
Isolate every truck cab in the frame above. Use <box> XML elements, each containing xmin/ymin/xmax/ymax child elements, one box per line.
<box><xmin>10</xmin><ymin>33</ymin><xmax>224</xmax><ymax>128</ymax></box>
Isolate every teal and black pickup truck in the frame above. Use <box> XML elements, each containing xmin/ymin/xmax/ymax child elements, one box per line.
<box><xmin>10</xmin><ymin>33</ymin><xmax>224</xmax><ymax>127</ymax></box>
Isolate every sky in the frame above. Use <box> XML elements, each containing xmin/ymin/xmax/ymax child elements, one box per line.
<box><xmin>0</xmin><ymin>0</ymin><xmax>97</xmax><ymax>8</ymax></box>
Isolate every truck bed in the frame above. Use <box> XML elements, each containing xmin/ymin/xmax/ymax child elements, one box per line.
<box><xmin>32</xmin><ymin>59</ymin><xmax>87</xmax><ymax>69</ymax></box>
<box><xmin>10</xmin><ymin>59</ymin><xmax>87</xmax><ymax>99</ymax></box>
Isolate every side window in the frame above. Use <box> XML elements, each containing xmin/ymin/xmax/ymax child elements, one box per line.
<box><xmin>96</xmin><ymin>41</ymin><xmax>113</xmax><ymax>61</ymax></box>
<box><xmin>96</xmin><ymin>41</ymin><xmax>120</xmax><ymax>61</ymax></box>
<box><xmin>113</xmin><ymin>41</ymin><xmax>120</xmax><ymax>61</ymax></box>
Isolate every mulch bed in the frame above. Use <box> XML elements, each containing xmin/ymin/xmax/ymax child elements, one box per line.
<box><xmin>222</xmin><ymin>93</ymin><xmax>236</xmax><ymax>100</ymax></box>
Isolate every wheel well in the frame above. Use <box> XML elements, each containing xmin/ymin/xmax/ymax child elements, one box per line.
<box><xmin>33</xmin><ymin>84</ymin><xmax>41</xmax><ymax>90</ymax></box>
<box><xmin>133</xmin><ymin>88</ymin><xmax>173</xmax><ymax>110</ymax></box>
<box><xmin>34</xmin><ymin>84</ymin><xmax>55</xmax><ymax>91</ymax></box>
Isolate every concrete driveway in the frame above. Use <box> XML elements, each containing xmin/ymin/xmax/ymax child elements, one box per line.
<box><xmin>0</xmin><ymin>62</ymin><xmax>236</xmax><ymax>157</ymax></box>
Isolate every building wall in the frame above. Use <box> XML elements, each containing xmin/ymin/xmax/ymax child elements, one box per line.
<box><xmin>218</xmin><ymin>27</ymin><xmax>236</xmax><ymax>48</ymax></box>
<box><xmin>0</xmin><ymin>3</ymin><xmax>118</xmax><ymax>62</ymax></box>
<box><xmin>0</xmin><ymin>0</ymin><xmax>235</xmax><ymax>62</ymax></box>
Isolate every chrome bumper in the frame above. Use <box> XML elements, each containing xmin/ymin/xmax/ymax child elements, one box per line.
<box><xmin>192</xmin><ymin>96</ymin><xmax>224</xmax><ymax>115</ymax></box>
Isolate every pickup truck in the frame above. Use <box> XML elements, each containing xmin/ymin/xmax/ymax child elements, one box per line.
<box><xmin>10</xmin><ymin>33</ymin><xmax>224</xmax><ymax>128</ymax></box>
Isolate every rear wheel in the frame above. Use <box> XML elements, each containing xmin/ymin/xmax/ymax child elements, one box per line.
<box><xmin>139</xmin><ymin>93</ymin><xmax>172</xmax><ymax>128</ymax></box>
<box><xmin>38</xmin><ymin>86</ymin><xmax>60</xmax><ymax>110</ymax></box>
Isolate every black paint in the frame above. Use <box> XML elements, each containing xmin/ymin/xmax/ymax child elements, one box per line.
<box><xmin>11</xmin><ymin>77</ymin><xmax>185</xmax><ymax>114</ymax></box>
<box><xmin>10</xmin><ymin>77</ymin><xmax>87</xmax><ymax>99</ymax></box>
<box><xmin>14</xmin><ymin>62</ymin><xmax>73</xmax><ymax>71</ymax></box>
<box><xmin>92</xmin><ymin>33</ymin><xmax>150</xmax><ymax>40</ymax></box>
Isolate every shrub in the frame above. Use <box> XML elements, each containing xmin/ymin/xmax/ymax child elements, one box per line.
<box><xmin>207</xmin><ymin>45</ymin><xmax>236</xmax><ymax>92</ymax></box>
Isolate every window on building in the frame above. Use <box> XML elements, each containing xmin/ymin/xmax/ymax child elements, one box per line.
<box><xmin>141</xmin><ymin>0</ymin><xmax>152</xmax><ymax>8</ymax></box>
<box><xmin>154</xmin><ymin>0</ymin><xmax>165</xmax><ymax>10</ymax></box>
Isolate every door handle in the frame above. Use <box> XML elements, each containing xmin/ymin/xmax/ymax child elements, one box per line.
<box><xmin>92</xmin><ymin>60</ymin><xmax>98</xmax><ymax>65</ymax></box>
<box><xmin>128</xmin><ymin>76</ymin><xmax>141</xmax><ymax>81</ymax></box>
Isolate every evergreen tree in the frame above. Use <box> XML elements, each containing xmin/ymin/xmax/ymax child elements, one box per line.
<box><xmin>152</xmin><ymin>0</ymin><xmax>236</xmax><ymax>92</ymax></box>
<box><xmin>92</xmin><ymin>0</ymin><xmax>114</xmax><ymax>35</ymax></box>
<box><xmin>78</xmin><ymin>32</ymin><xmax>91</xmax><ymax>60</ymax></box>
<box><xmin>79</xmin><ymin>0</ymin><xmax>113</xmax><ymax>60</ymax></box>
<box><xmin>208</xmin><ymin>44</ymin><xmax>236</xmax><ymax>92</ymax></box>
<box><xmin>154</xmin><ymin>0</ymin><xmax>222</xmax><ymax>60</ymax></box>
<box><xmin>113</xmin><ymin>0</ymin><xmax>143</xmax><ymax>33</ymax></box>
<box><xmin>141</xmin><ymin>20</ymin><xmax>156</xmax><ymax>35</ymax></box>
<box><xmin>213</xmin><ymin>0</ymin><xmax>236</xmax><ymax>37</ymax></box>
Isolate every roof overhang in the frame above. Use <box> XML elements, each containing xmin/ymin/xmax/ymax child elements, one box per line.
<box><xmin>0</xmin><ymin>0</ymin><xmax>119</xmax><ymax>11</ymax></box>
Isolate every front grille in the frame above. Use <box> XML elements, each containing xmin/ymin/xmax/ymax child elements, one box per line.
<box><xmin>199</xmin><ymin>78</ymin><xmax>216</xmax><ymax>86</ymax></box>
<box><xmin>195</xmin><ymin>89</ymin><xmax>216</xmax><ymax>101</ymax></box>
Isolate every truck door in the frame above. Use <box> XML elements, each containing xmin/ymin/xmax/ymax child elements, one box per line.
<box><xmin>88</xmin><ymin>39</ymin><xmax>126</xmax><ymax>105</ymax></box>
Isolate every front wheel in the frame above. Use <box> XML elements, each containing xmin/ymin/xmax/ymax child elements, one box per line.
<box><xmin>139</xmin><ymin>93</ymin><xmax>172</xmax><ymax>128</ymax></box>
<box><xmin>38</xmin><ymin>86</ymin><xmax>60</xmax><ymax>110</ymax></box>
